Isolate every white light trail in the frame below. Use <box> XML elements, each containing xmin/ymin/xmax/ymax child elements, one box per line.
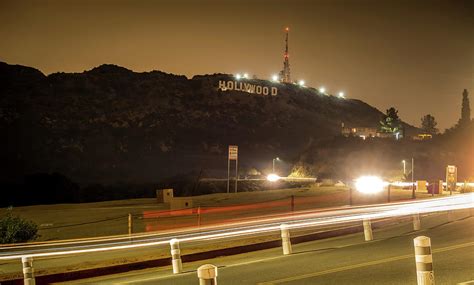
<box><xmin>0</xmin><ymin>194</ymin><xmax>472</xmax><ymax>261</ymax></box>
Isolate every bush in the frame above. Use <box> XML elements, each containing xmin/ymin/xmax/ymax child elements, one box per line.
<box><xmin>460</xmin><ymin>185</ymin><xmax>474</xmax><ymax>193</ymax></box>
<box><xmin>0</xmin><ymin>210</ymin><xmax>39</xmax><ymax>244</ymax></box>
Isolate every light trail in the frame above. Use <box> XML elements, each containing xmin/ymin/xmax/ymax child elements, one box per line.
<box><xmin>0</xmin><ymin>194</ymin><xmax>472</xmax><ymax>261</ymax></box>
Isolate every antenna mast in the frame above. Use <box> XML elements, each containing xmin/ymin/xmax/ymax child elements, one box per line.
<box><xmin>279</xmin><ymin>27</ymin><xmax>291</xmax><ymax>83</ymax></box>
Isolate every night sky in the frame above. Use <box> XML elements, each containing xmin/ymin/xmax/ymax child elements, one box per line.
<box><xmin>1</xmin><ymin>0</ymin><xmax>472</xmax><ymax>130</ymax></box>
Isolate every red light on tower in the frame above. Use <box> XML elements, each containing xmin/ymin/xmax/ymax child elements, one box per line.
<box><xmin>285</xmin><ymin>27</ymin><xmax>289</xmax><ymax>31</ymax></box>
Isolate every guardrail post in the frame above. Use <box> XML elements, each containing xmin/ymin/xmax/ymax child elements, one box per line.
<box><xmin>413</xmin><ymin>213</ymin><xmax>421</xmax><ymax>231</ymax></box>
<box><xmin>22</xmin><ymin>256</ymin><xmax>35</xmax><ymax>285</ymax></box>
<box><xmin>197</xmin><ymin>264</ymin><xmax>218</xmax><ymax>285</ymax></box>
<box><xmin>128</xmin><ymin>213</ymin><xmax>132</xmax><ymax>235</ymax></box>
<box><xmin>363</xmin><ymin>219</ymin><xmax>373</xmax><ymax>241</ymax></box>
<box><xmin>414</xmin><ymin>236</ymin><xmax>434</xmax><ymax>285</ymax></box>
<box><xmin>280</xmin><ymin>224</ymin><xmax>292</xmax><ymax>255</ymax></box>
<box><xmin>170</xmin><ymin>238</ymin><xmax>183</xmax><ymax>274</ymax></box>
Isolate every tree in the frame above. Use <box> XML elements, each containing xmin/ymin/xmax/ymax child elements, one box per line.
<box><xmin>460</xmin><ymin>89</ymin><xmax>471</xmax><ymax>126</ymax></box>
<box><xmin>0</xmin><ymin>209</ymin><xmax>38</xmax><ymax>244</ymax></box>
<box><xmin>380</xmin><ymin>107</ymin><xmax>403</xmax><ymax>136</ymax></box>
<box><xmin>421</xmin><ymin>114</ymin><xmax>438</xmax><ymax>134</ymax></box>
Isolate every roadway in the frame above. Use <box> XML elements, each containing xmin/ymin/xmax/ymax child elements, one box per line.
<box><xmin>61</xmin><ymin>210</ymin><xmax>474</xmax><ymax>285</ymax></box>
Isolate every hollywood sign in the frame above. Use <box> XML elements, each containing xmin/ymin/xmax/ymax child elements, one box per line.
<box><xmin>218</xmin><ymin>80</ymin><xmax>278</xmax><ymax>96</ymax></box>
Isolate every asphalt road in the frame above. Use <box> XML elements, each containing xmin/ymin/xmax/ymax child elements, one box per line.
<box><xmin>61</xmin><ymin>210</ymin><xmax>474</xmax><ymax>285</ymax></box>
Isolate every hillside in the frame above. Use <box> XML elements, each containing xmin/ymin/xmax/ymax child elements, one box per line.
<box><xmin>293</xmin><ymin>122</ymin><xmax>474</xmax><ymax>183</ymax></box>
<box><xmin>0</xmin><ymin>62</ymin><xmax>415</xmax><ymax>185</ymax></box>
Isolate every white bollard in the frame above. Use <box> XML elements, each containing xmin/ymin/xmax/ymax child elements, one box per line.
<box><xmin>363</xmin><ymin>219</ymin><xmax>373</xmax><ymax>241</ymax></box>
<box><xmin>413</xmin><ymin>213</ymin><xmax>421</xmax><ymax>231</ymax></box>
<box><xmin>170</xmin><ymin>238</ymin><xmax>183</xmax><ymax>274</ymax></box>
<box><xmin>414</xmin><ymin>236</ymin><xmax>435</xmax><ymax>285</ymax></box>
<box><xmin>447</xmin><ymin>210</ymin><xmax>454</xmax><ymax>222</ymax></box>
<box><xmin>280</xmin><ymin>224</ymin><xmax>292</xmax><ymax>255</ymax></box>
<box><xmin>22</xmin><ymin>256</ymin><xmax>36</xmax><ymax>285</ymax></box>
<box><xmin>197</xmin><ymin>264</ymin><xmax>218</xmax><ymax>285</ymax></box>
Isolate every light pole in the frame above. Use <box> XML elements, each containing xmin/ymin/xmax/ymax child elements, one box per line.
<box><xmin>272</xmin><ymin>157</ymin><xmax>280</xmax><ymax>173</ymax></box>
<box><xmin>402</xmin><ymin>160</ymin><xmax>406</xmax><ymax>176</ymax></box>
<box><xmin>411</xmin><ymin>157</ymin><xmax>415</xmax><ymax>199</ymax></box>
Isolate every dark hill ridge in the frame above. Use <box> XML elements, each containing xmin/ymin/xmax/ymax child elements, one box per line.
<box><xmin>0</xmin><ymin>62</ymin><xmax>414</xmax><ymax>184</ymax></box>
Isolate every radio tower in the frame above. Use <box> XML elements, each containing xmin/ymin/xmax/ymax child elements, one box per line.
<box><xmin>279</xmin><ymin>27</ymin><xmax>291</xmax><ymax>83</ymax></box>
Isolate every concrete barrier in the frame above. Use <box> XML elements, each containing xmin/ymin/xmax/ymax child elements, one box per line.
<box><xmin>156</xmin><ymin>189</ymin><xmax>174</xmax><ymax>203</ymax></box>
<box><xmin>170</xmin><ymin>198</ymin><xmax>194</xmax><ymax>210</ymax></box>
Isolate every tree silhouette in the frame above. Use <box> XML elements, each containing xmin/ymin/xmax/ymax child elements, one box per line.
<box><xmin>460</xmin><ymin>89</ymin><xmax>471</xmax><ymax>126</ymax></box>
<box><xmin>421</xmin><ymin>114</ymin><xmax>438</xmax><ymax>134</ymax></box>
<box><xmin>380</xmin><ymin>107</ymin><xmax>403</xmax><ymax>136</ymax></box>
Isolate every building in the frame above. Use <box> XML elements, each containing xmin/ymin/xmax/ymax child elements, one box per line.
<box><xmin>341</xmin><ymin>127</ymin><xmax>378</xmax><ymax>139</ymax></box>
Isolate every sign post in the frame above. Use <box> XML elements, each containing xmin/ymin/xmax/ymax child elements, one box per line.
<box><xmin>446</xmin><ymin>165</ymin><xmax>457</xmax><ymax>195</ymax></box>
<box><xmin>227</xmin><ymin>145</ymin><xmax>238</xmax><ymax>194</ymax></box>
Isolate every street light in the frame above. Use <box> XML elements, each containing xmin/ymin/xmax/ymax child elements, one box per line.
<box><xmin>411</xmin><ymin>157</ymin><xmax>415</xmax><ymax>199</ymax></box>
<box><xmin>298</xmin><ymin>80</ymin><xmax>305</xmax><ymax>87</ymax></box>
<box><xmin>235</xmin><ymin>73</ymin><xmax>242</xmax><ymax>80</ymax></box>
<box><xmin>338</xmin><ymin>91</ymin><xmax>345</xmax><ymax>98</ymax></box>
<box><xmin>272</xmin><ymin>157</ymin><xmax>280</xmax><ymax>173</ymax></box>
<box><xmin>267</xmin><ymin>173</ymin><xmax>280</xmax><ymax>182</ymax></box>
<box><xmin>271</xmin><ymin>74</ymin><xmax>279</xmax><ymax>82</ymax></box>
<box><xmin>355</xmin><ymin>176</ymin><xmax>385</xmax><ymax>194</ymax></box>
<box><xmin>243</xmin><ymin>73</ymin><xmax>249</xmax><ymax>79</ymax></box>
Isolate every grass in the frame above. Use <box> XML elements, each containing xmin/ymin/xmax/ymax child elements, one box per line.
<box><xmin>0</xmin><ymin>185</ymin><xmax>446</xmax><ymax>242</ymax></box>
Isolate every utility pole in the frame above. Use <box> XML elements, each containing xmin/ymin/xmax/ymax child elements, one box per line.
<box><xmin>412</xmin><ymin>157</ymin><xmax>415</xmax><ymax>199</ymax></box>
<box><xmin>227</xmin><ymin>158</ymin><xmax>230</xmax><ymax>194</ymax></box>
<box><xmin>272</xmin><ymin>157</ymin><xmax>280</xmax><ymax>173</ymax></box>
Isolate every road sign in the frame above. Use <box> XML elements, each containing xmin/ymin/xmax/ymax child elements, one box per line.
<box><xmin>227</xmin><ymin>145</ymin><xmax>239</xmax><ymax>194</ymax></box>
<box><xmin>446</xmin><ymin>165</ymin><xmax>457</xmax><ymax>194</ymax></box>
<box><xmin>447</xmin><ymin>165</ymin><xmax>456</xmax><ymax>174</ymax></box>
<box><xmin>228</xmin><ymin>145</ymin><xmax>238</xmax><ymax>160</ymax></box>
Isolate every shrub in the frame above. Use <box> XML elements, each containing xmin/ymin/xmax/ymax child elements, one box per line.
<box><xmin>460</xmin><ymin>184</ymin><xmax>474</xmax><ymax>193</ymax></box>
<box><xmin>0</xmin><ymin>210</ymin><xmax>39</xmax><ymax>244</ymax></box>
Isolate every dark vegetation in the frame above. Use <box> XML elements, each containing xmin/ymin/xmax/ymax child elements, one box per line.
<box><xmin>295</xmin><ymin>120</ymin><xmax>473</xmax><ymax>182</ymax></box>
<box><xmin>0</xmin><ymin>209</ymin><xmax>38</xmax><ymax>243</ymax></box>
